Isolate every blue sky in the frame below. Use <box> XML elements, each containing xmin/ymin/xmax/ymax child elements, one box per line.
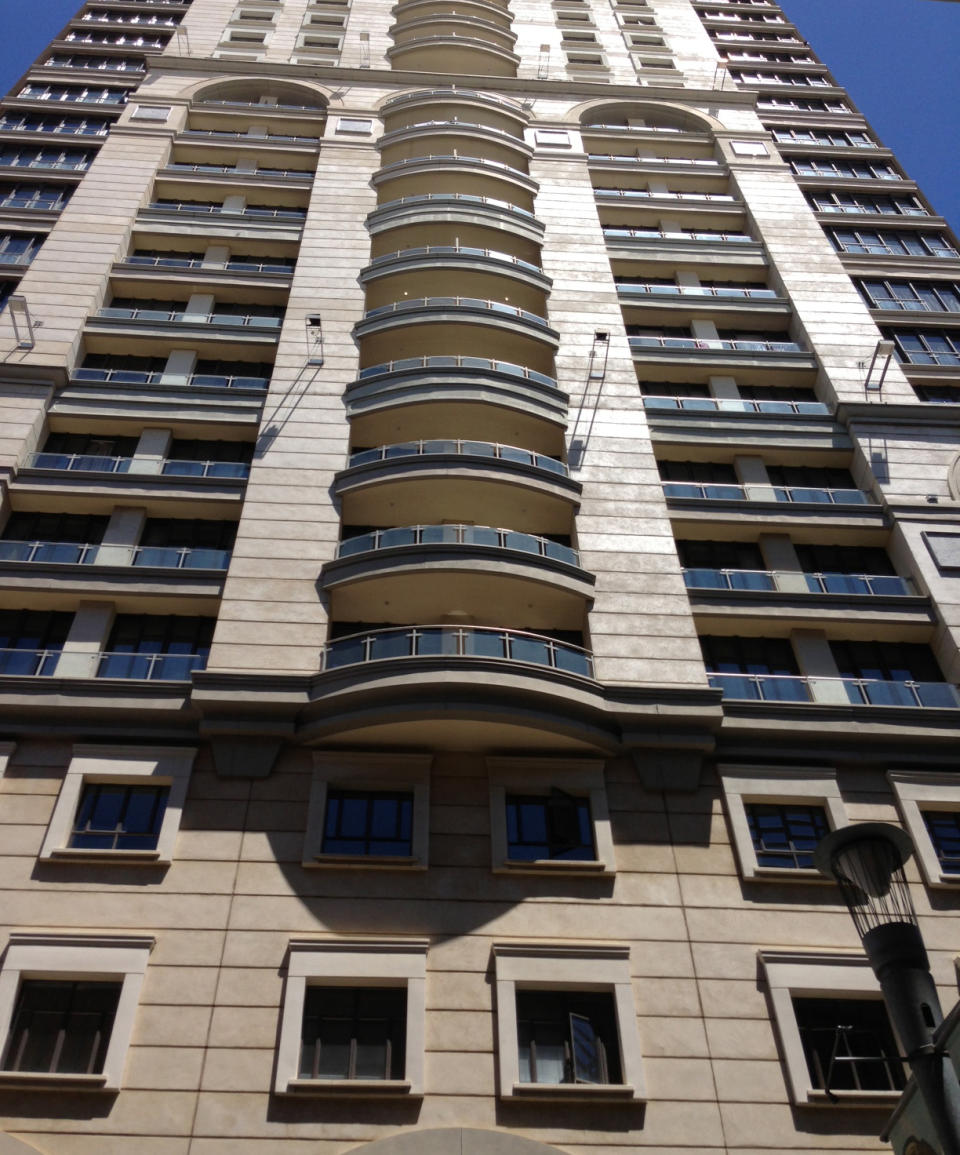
<box><xmin>0</xmin><ymin>0</ymin><xmax>956</xmax><ymax>231</ymax></box>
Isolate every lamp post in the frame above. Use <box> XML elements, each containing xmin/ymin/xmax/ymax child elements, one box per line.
<box><xmin>815</xmin><ymin>823</ymin><xmax>960</xmax><ymax>1155</ymax></box>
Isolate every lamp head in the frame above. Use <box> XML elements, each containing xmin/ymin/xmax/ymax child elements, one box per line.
<box><xmin>814</xmin><ymin>822</ymin><xmax>917</xmax><ymax>939</ymax></box>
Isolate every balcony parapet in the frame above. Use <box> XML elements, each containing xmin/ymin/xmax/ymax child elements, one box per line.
<box><xmin>382</xmin><ymin>88</ymin><xmax>524</xmax><ymax>116</ymax></box>
<box><xmin>354</xmin><ymin>296</ymin><xmax>558</xmax><ymax>346</ymax></box>
<box><xmin>373</xmin><ymin>153</ymin><xmax>537</xmax><ymax>191</ymax></box>
<box><xmin>362</xmin><ymin>244</ymin><xmax>549</xmax><ymax>290</ymax></box>
<box><xmin>337</xmin><ymin>523</ymin><xmax>579</xmax><ymax>567</ymax></box>
<box><xmin>23</xmin><ymin>452</ymin><xmax>250</xmax><ymax>481</ymax></box>
<box><xmin>709</xmin><ymin>670</ymin><xmax>960</xmax><ymax>710</ymax></box>
<box><xmin>643</xmin><ymin>394</ymin><xmax>830</xmax><ymax>417</ymax></box>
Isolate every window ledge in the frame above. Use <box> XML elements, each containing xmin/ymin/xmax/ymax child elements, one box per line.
<box><xmin>285</xmin><ymin>1078</ymin><xmax>415</xmax><ymax>1096</ymax></box>
<box><xmin>306</xmin><ymin>853</ymin><xmax>423</xmax><ymax>870</ymax></box>
<box><xmin>511</xmin><ymin>1082</ymin><xmax>636</xmax><ymax>1101</ymax></box>
<box><xmin>0</xmin><ymin>1071</ymin><xmax>109</xmax><ymax>1091</ymax></box>
<box><xmin>47</xmin><ymin>848</ymin><xmax>163</xmax><ymax>864</ymax></box>
<box><xmin>806</xmin><ymin>1089</ymin><xmax>902</xmax><ymax>1107</ymax></box>
<box><xmin>751</xmin><ymin>865</ymin><xmax>830</xmax><ymax>882</ymax></box>
<box><xmin>499</xmin><ymin>858</ymin><xmax>611</xmax><ymax>875</ymax></box>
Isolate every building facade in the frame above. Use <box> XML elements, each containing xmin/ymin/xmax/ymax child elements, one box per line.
<box><xmin>0</xmin><ymin>0</ymin><xmax>959</xmax><ymax>1152</ymax></box>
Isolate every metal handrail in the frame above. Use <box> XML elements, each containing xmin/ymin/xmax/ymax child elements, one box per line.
<box><xmin>0</xmin><ymin>158</ymin><xmax>90</xmax><ymax>171</ymax></box>
<box><xmin>96</xmin><ymin>651</ymin><xmax>207</xmax><ymax>680</ymax></box>
<box><xmin>609</xmin><ymin>228</ymin><xmax>753</xmax><ymax>243</ymax></box>
<box><xmin>179</xmin><ymin>128</ymin><xmax>320</xmax><ymax>144</ymax></box>
<box><xmin>361</xmin><ymin>296</ymin><xmax>550</xmax><ymax>327</ymax></box>
<box><xmin>709</xmin><ymin>670</ymin><xmax>960</xmax><ymax>708</ymax></box>
<box><xmin>595</xmin><ymin>188</ymin><xmax>736</xmax><ymax>203</ymax></box>
<box><xmin>347</xmin><ymin>439</ymin><xmax>568</xmax><ymax>476</ymax></box>
<box><xmin>95</xmin><ymin>306</ymin><xmax>283</xmax><ymax>328</ymax></box>
<box><xmin>323</xmin><ymin>624</ymin><xmax>594</xmax><ymax>677</ymax></box>
<box><xmin>619</xmin><ymin>283</ymin><xmax>776</xmax><ymax>299</ymax></box>
<box><xmin>383</xmin><ymin>118</ymin><xmax>525</xmax><ymax>143</ymax></box>
<box><xmin>0</xmin><ymin>540</ymin><xmax>99</xmax><ymax>565</ymax></box>
<box><xmin>123</xmin><ymin>254</ymin><xmax>294</xmax><ymax>274</ymax></box>
<box><xmin>376</xmin><ymin>153</ymin><xmax>530</xmax><ymax>179</ymax></box>
<box><xmin>630</xmin><ymin>335</ymin><xmax>802</xmax><ymax>351</ymax></box>
<box><xmin>382</xmin><ymin>88</ymin><xmax>522</xmax><ymax>113</ymax></box>
<box><xmin>374</xmin><ymin>191</ymin><xmax>535</xmax><ymax>218</ymax></box>
<box><xmin>337</xmin><ymin>523</ymin><xmax>579</xmax><ymax>567</ymax></box>
<box><xmin>161</xmin><ymin>459</ymin><xmax>251</xmax><ymax>479</ymax></box>
<box><xmin>164</xmin><ymin>162</ymin><xmax>312</xmax><ymax>179</ymax></box>
<box><xmin>356</xmin><ymin>354</ymin><xmax>556</xmax><ymax>389</ymax></box>
<box><xmin>0</xmin><ymin>647</ymin><xmax>62</xmax><ymax>676</ymax></box>
<box><xmin>587</xmin><ymin>153</ymin><xmax>720</xmax><ymax>167</ymax></box>
<box><xmin>132</xmin><ymin>545</ymin><xmax>231</xmax><ymax>569</ymax></box>
<box><xmin>642</xmin><ymin>394</ymin><xmax>829</xmax><ymax>415</ymax></box>
<box><xmin>146</xmin><ymin>201</ymin><xmax>306</xmax><ymax>220</ymax></box>
<box><xmin>71</xmin><ymin>367</ymin><xmax>270</xmax><ymax>389</ymax></box>
<box><xmin>367</xmin><ymin>243</ymin><xmax>542</xmax><ymax>274</ymax></box>
<box><xmin>774</xmin><ymin>485</ymin><xmax>871</xmax><ymax>505</ymax></box>
<box><xmin>683</xmin><ymin>568</ymin><xmax>914</xmax><ymax>596</ymax></box>
<box><xmin>26</xmin><ymin>451</ymin><xmax>132</xmax><ymax>473</ymax></box>
<box><xmin>197</xmin><ymin>99</ymin><xmax>323</xmax><ymax>112</ymax></box>
<box><xmin>0</xmin><ymin>121</ymin><xmax>109</xmax><ymax>136</ymax></box>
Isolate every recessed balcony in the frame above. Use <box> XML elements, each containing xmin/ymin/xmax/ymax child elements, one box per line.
<box><xmin>71</xmin><ymin>366</ymin><xmax>271</xmax><ymax>391</ymax></box>
<box><xmin>0</xmin><ymin>540</ymin><xmax>230</xmax><ymax>569</ymax></box>
<box><xmin>24</xmin><ymin>451</ymin><xmax>251</xmax><ymax>481</ymax></box>
<box><xmin>642</xmin><ymin>392</ymin><xmax>830</xmax><ymax>417</ymax></box>
<box><xmin>324</xmin><ymin>624</ymin><xmax>593</xmax><ymax>679</ymax></box>
<box><xmin>708</xmin><ymin>671</ymin><xmax>960</xmax><ymax>709</ymax></box>
<box><xmin>684</xmin><ymin>567</ymin><xmax>916</xmax><ymax>596</ymax></box>
<box><xmin>663</xmin><ymin>480</ymin><xmax>872</xmax><ymax>505</ymax></box>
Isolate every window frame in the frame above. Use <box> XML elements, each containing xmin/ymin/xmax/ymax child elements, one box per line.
<box><xmin>760</xmin><ymin>950</ymin><xmax>903</xmax><ymax>1106</ymax></box>
<box><xmin>487</xmin><ymin>757</ymin><xmax>615</xmax><ymax>876</ymax></box>
<box><xmin>492</xmin><ymin>942</ymin><xmax>645</xmax><ymax>1100</ymax></box>
<box><xmin>40</xmin><ymin>744</ymin><xmax>196</xmax><ymax>864</ymax></box>
<box><xmin>303</xmin><ymin>752</ymin><xmax>431</xmax><ymax>868</ymax></box>
<box><xmin>0</xmin><ymin>933</ymin><xmax>153</xmax><ymax>1091</ymax></box>
<box><xmin>888</xmin><ymin>770</ymin><xmax>960</xmax><ymax>887</ymax></box>
<box><xmin>719</xmin><ymin>765</ymin><xmax>848</xmax><ymax>881</ymax></box>
<box><xmin>275</xmin><ymin>938</ymin><xmax>428</xmax><ymax>1096</ymax></box>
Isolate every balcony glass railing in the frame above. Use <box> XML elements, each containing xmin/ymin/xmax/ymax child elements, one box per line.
<box><xmin>384</xmin><ymin>118</ymin><xmax>524</xmax><ymax>143</ymax></box>
<box><xmin>619</xmin><ymin>283</ymin><xmax>777</xmax><ymax>299</ymax></box>
<box><xmin>587</xmin><ymin>154</ymin><xmax>720</xmax><ymax>167</ymax></box>
<box><xmin>95</xmin><ymin>306</ymin><xmax>283</xmax><ymax>328</ymax></box>
<box><xmin>382</xmin><ymin>88</ymin><xmax>522</xmax><ymax>113</ymax></box>
<box><xmin>179</xmin><ymin>129</ymin><xmax>320</xmax><ymax>144</ymax></box>
<box><xmin>630</xmin><ymin>336</ymin><xmax>802</xmax><ymax>352</ymax></box>
<box><xmin>367</xmin><ymin>243</ymin><xmax>541</xmax><ymax>275</ymax></box>
<box><xmin>356</xmin><ymin>354</ymin><xmax>556</xmax><ymax>389</ymax></box>
<box><xmin>361</xmin><ymin>296</ymin><xmax>550</xmax><ymax>327</ymax></box>
<box><xmin>27</xmin><ymin>451</ymin><xmax>132</xmax><ymax>472</ymax></box>
<box><xmin>662</xmin><ymin>481</ymin><xmax>869</xmax><ymax>503</ymax></box>
<box><xmin>145</xmin><ymin>201</ymin><xmax>306</xmax><ymax>220</ymax></box>
<box><xmin>163</xmin><ymin>162</ymin><xmax>312</xmax><ymax>179</ymax></box>
<box><xmin>709</xmin><ymin>671</ymin><xmax>960</xmax><ymax>708</ymax></box>
<box><xmin>683</xmin><ymin>568</ymin><xmax>914</xmax><ymax>596</ymax></box>
<box><xmin>0</xmin><ymin>122</ymin><xmax>109</xmax><ymax>136</ymax></box>
<box><xmin>198</xmin><ymin>99</ymin><xmax>322</xmax><ymax>112</ymax></box>
<box><xmin>608</xmin><ymin>227</ymin><xmax>753</xmax><ymax>244</ymax></box>
<box><xmin>96</xmin><ymin>651</ymin><xmax>207</xmax><ymax>680</ymax></box>
<box><xmin>161</xmin><ymin>459</ymin><xmax>251</xmax><ymax>479</ymax></box>
<box><xmin>595</xmin><ymin>188</ymin><xmax>735</xmax><ymax>203</ymax></box>
<box><xmin>0</xmin><ymin>251</ymin><xmax>38</xmax><ymax>265</ymax></box>
<box><xmin>643</xmin><ymin>395</ymin><xmax>829</xmax><ymax>415</ymax></box>
<box><xmin>375</xmin><ymin>191</ymin><xmax>535</xmax><ymax>218</ymax></box>
<box><xmin>337</xmin><ymin>524</ymin><xmax>579</xmax><ymax>567</ymax></box>
<box><xmin>773</xmin><ymin>485</ymin><xmax>870</xmax><ymax>505</ymax></box>
<box><xmin>663</xmin><ymin>481</ymin><xmax>746</xmax><ymax>500</ymax></box>
<box><xmin>376</xmin><ymin>154</ymin><xmax>530</xmax><ymax>180</ymax></box>
<box><xmin>71</xmin><ymin>367</ymin><xmax>270</xmax><ymax>389</ymax></box>
<box><xmin>0</xmin><ymin>540</ymin><xmax>230</xmax><ymax>569</ymax></box>
<box><xmin>323</xmin><ymin>624</ymin><xmax>594</xmax><ymax>677</ymax></box>
<box><xmin>348</xmin><ymin>439</ymin><xmax>568</xmax><ymax>476</ymax></box>
<box><xmin>0</xmin><ymin>647</ymin><xmax>62</xmax><ymax>676</ymax></box>
<box><xmin>123</xmin><ymin>254</ymin><xmax>294</xmax><ymax>274</ymax></box>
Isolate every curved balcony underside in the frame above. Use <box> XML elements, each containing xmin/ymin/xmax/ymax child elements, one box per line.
<box><xmin>353</xmin><ymin>303</ymin><xmax>559</xmax><ymax>353</ymax></box>
<box><xmin>344</xmin><ymin>361</ymin><xmax>567</xmax><ymax>424</ymax></box>
<box><xmin>386</xmin><ymin>40</ymin><xmax>520</xmax><ymax>78</ymax></box>
<box><xmin>361</xmin><ymin>250</ymin><xmax>551</xmax><ymax>293</ymax></box>
<box><xmin>378</xmin><ymin>122</ymin><xmax>530</xmax><ymax>158</ymax></box>
<box><xmin>366</xmin><ymin>198</ymin><xmax>545</xmax><ymax>245</ymax></box>
<box><xmin>389</xmin><ymin>16</ymin><xmax>517</xmax><ymax>49</ymax></box>
<box><xmin>321</xmin><ymin>552</ymin><xmax>594</xmax><ymax>627</ymax></box>
<box><xmin>381</xmin><ymin>87</ymin><xmax>524</xmax><ymax>119</ymax></box>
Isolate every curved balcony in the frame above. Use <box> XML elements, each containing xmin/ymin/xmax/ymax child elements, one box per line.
<box><xmin>355</xmin><ymin>296</ymin><xmax>557</xmax><ymax>348</ymax></box>
<box><xmin>324</xmin><ymin>625</ymin><xmax>593</xmax><ymax>678</ymax></box>
<box><xmin>390</xmin><ymin>11</ymin><xmax>516</xmax><ymax>45</ymax></box>
<box><xmin>336</xmin><ymin>440</ymin><xmax>578</xmax><ymax>529</ymax></box>
<box><xmin>322</xmin><ymin>523</ymin><xmax>593</xmax><ymax>626</ymax></box>
<box><xmin>345</xmin><ymin>355</ymin><xmax>565</xmax><ymax>424</ymax></box>
<box><xmin>371</xmin><ymin>191</ymin><xmax>536</xmax><ymax>224</ymax></box>
<box><xmin>391</xmin><ymin>0</ymin><xmax>513</xmax><ymax>28</ymax></box>
<box><xmin>386</xmin><ymin>33</ymin><xmax>520</xmax><ymax>78</ymax></box>
<box><xmin>709</xmin><ymin>671</ymin><xmax>960</xmax><ymax>709</ymax></box>
<box><xmin>378</xmin><ymin>123</ymin><xmax>530</xmax><ymax>168</ymax></box>
<box><xmin>362</xmin><ymin>244</ymin><xmax>548</xmax><ymax>293</ymax></box>
<box><xmin>374</xmin><ymin>153</ymin><xmax>536</xmax><ymax>191</ymax></box>
<box><xmin>382</xmin><ymin>88</ymin><xmax>522</xmax><ymax>116</ymax></box>
<box><xmin>683</xmin><ymin>568</ymin><xmax>915</xmax><ymax>597</ymax></box>
<box><xmin>337</xmin><ymin>523</ymin><xmax>578</xmax><ymax>566</ymax></box>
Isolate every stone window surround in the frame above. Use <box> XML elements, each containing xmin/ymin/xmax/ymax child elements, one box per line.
<box><xmin>888</xmin><ymin>770</ymin><xmax>960</xmax><ymax>888</ymax></box>
<box><xmin>759</xmin><ymin>949</ymin><xmax>900</xmax><ymax>1106</ymax></box>
<box><xmin>303</xmin><ymin>752</ymin><xmax>431</xmax><ymax>868</ymax></box>
<box><xmin>39</xmin><ymin>744</ymin><xmax>197</xmax><ymax>864</ymax></box>
<box><xmin>486</xmin><ymin>757</ymin><xmax>615</xmax><ymax>876</ymax></box>
<box><xmin>492</xmin><ymin>942</ymin><xmax>645</xmax><ymax>1101</ymax></box>
<box><xmin>719</xmin><ymin>764</ymin><xmax>848</xmax><ymax>881</ymax></box>
<box><xmin>275</xmin><ymin>937</ymin><xmax>428</xmax><ymax>1096</ymax></box>
<box><xmin>0</xmin><ymin>933</ymin><xmax>154</xmax><ymax>1091</ymax></box>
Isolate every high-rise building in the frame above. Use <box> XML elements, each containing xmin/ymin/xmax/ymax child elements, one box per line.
<box><xmin>0</xmin><ymin>0</ymin><xmax>958</xmax><ymax>1152</ymax></box>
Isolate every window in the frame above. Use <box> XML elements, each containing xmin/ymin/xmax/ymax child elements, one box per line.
<box><xmin>299</xmin><ymin>987</ymin><xmax>406</xmax><ymax>1080</ymax></box>
<box><xmin>275</xmin><ymin>938</ymin><xmax>427</xmax><ymax>1095</ymax></box>
<box><xmin>890</xmin><ymin>329</ymin><xmax>960</xmax><ymax>367</ymax></box>
<box><xmin>0</xmin><ymin>933</ymin><xmax>153</xmax><ymax>1090</ymax></box>
<box><xmin>3</xmin><ymin>981</ymin><xmax>120</xmax><ymax>1076</ymax></box>
<box><xmin>40</xmin><ymin>744</ymin><xmax>196</xmax><ymax>863</ymax></box>
<box><xmin>888</xmin><ymin>771</ymin><xmax>960</xmax><ymax>887</ymax></box>
<box><xmin>829</xmin><ymin>228</ymin><xmax>957</xmax><ymax>259</ymax></box>
<box><xmin>487</xmin><ymin>757</ymin><xmax>615</xmax><ymax>874</ymax></box>
<box><xmin>791</xmin><ymin>158</ymin><xmax>902</xmax><ymax>181</ymax></box>
<box><xmin>719</xmin><ymin>765</ymin><xmax>847</xmax><ymax>880</ymax></box>
<box><xmin>98</xmin><ymin>614</ymin><xmax>215</xmax><ymax>680</ymax></box>
<box><xmin>517</xmin><ymin>989</ymin><xmax>621</xmax><ymax>1085</ymax></box>
<box><xmin>858</xmin><ymin>279</ymin><xmax>960</xmax><ymax>313</ymax></box>
<box><xmin>303</xmin><ymin>752</ymin><xmax>430</xmax><ymax>867</ymax></box>
<box><xmin>761</xmin><ymin>950</ymin><xmax>903</xmax><ymax>1104</ymax></box>
<box><xmin>493</xmin><ymin>943</ymin><xmax>644</xmax><ymax>1099</ymax></box>
<box><xmin>700</xmin><ymin>635</ymin><xmax>806</xmax><ymax>701</ymax></box>
<box><xmin>0</xmin><ymin>609</ymin><xmax>72</xmax><ymax>675</ymax></box>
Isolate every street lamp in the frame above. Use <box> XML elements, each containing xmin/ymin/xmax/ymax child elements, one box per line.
<box><xmin>815</xmin><ymin>823</ymin><xmax>960</xmax><ymax>1155</ymax></box>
